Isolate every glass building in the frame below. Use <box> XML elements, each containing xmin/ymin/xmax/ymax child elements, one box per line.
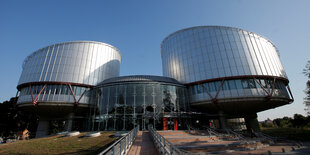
<box><xmin>15</xmin><ymin>26</ymin><xmax>294</xmax><ymax>135</ymax></box>
<box><xmin>16</xmin><ymin>41</ymin><xmax>121</xmax><ymax>137</ymax></box>
<box><xmin>89</xmin><ymin>75</ymin><xmax>189</xmax><ymax>131</ymax></box>
<box><xmin>18</xmin><ymin>41</ymin><xmax>121</xmax><ymax>108</ymax></box>
<box><xmin>161</xmin><ymin>26</ymin><xmax>294</xmax><ymax>131</ymax></box>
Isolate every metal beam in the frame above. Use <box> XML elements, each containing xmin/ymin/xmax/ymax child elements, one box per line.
<box><xmin>253</xmin><ymin>78</ymin><xmax>269</xmax><ymax>95</ymax></box>
<box><xmin>185</xmin><ymin>75</ymin><xmax>289</xmax><ymax>86</ymax></box>
<box><xmin>32</xmin><ymin>84</ymin><xmax>47</xmax><ymax>106</ymax></box>
<box><xmin>68</xmin><ymin>84</ymin><xmax>77</xmax><ymax>104</ymax></box>
<box><xmin>17</xmin><ymin>81</ymin><xmax>93</xmax><ymax>90</ymax></box>
<box><xmin>76</xmin><ymin>89</ymin><xmax>88</xmax><ymax>106</ymax></box>
<box><xmin>287</xmin><ymin>85</ymin><xmax>294</xmax><ymax>102</ymax></box>
<box><xmin>214</xmin><ymin>79</ymin><xmax>225</xmax><ymax>99</ymax></box>
<box><xmin>200</xmin><ymin>83</ymin><xmax>213</xmax><ymax>99</ymax></box>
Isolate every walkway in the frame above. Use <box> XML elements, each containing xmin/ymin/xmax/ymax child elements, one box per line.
<box><xmin>127</xmin><ymin>131</ymin><xmax>158</xmax><ymax>155</ymax></box>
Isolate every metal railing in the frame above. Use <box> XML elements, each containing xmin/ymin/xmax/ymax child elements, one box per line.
<box><xmin>99</xmin><ymin>125</ymin><xmax>139</xmax><ymax>155</ymax></box>
<box><xmin>149</xmin><ymin>126</ymin><xmax>188</xmax><ymax>155</ymax></box>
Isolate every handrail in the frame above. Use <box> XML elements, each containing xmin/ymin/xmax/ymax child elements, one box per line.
<box><xmin>99</xmin><ymin>125</ymin><xmax>139</xmax><ymax>155</ymax></box>
<box><xmin>149</xmin><ymin>126</ymin><xmax>187</xmax><ymax>155</ymax></box>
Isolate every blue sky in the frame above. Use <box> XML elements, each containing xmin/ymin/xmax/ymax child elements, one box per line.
<box><xmin>0</xmin><ymin>0</ymin><xmax>309</xmax><ymax>121</ymax></box>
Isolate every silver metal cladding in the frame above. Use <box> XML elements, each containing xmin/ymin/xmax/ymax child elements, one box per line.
<box><xmin>18</xmin><ymin>41</ymin><xmax>121</xmax><ymax>86</ymax></box>
<box><xmin>17</xmin><ymin>41</ymin><xmax>121</xmax><ymax>105</ymax></box>
<box><xmin>161</xmin><ymin>26</ymin><xmax>292</xmax><ymax>113</ymax></box>
<box><xmin>161</xmin><ymin>26</ymin><xmax>287</xmax><ymax>83</ymax></box>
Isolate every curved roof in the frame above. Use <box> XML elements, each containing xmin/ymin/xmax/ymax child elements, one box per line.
<box><xmin>23</xmin><ymin>41</ymin><xmax>121</xmax><ymax>69</ymax></box>
<box><xmin>97</xmin><ymin>75</ymin><xmax>183</xmax><ymax>86</ymax></box>
<box><xmin>161</xmin><ymin>25</ymin><xmax>278</xmax><ymax>55</ymax></box>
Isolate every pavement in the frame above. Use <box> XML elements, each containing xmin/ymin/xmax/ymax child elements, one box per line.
<box><xmin>127</xmin><ymin>130</ymin><xmax>310</xmax><ymax>155</ymax></box>
<box><xmin>127</xmin><ymin>131</ymin><xmax>158</xmax><ymax>155</ymax></box>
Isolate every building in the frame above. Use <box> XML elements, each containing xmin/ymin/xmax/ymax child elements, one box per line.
<box><xmin>17</xmin><ymin>41</ymin><xmax>121</xmax><ymax>137</ymax></box>
<box><xmin>89</xmin><ymin>75</ymin><xmax>189</xmax><ymax>131</ymax></box>
<box><xmin>161</xmin><ymin>26</ymin><xmax>294</xmax><ymax>131</ymax></box>
<box><xmin>16</xmin><ymin>26</ymin><xmax>293</xmax><ymax>136</ymax></box>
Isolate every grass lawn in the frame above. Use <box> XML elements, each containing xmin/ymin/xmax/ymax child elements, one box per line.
<box><xmin>0</xmin><ymin>132</ymin><xmax>116</xmax><ymax>155</ymax></box>
<box><xmin>261</xmin><ymin>127</ymin><xmax>310</xmax><ymax>141</ymax></box>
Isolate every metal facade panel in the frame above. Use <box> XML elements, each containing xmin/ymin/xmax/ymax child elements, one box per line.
<box><xmin>18</xmin><ymin>41</ymin><xmax>121</xmax><ymax>86</ymax></box>
<box><xmin>161</xmin><ymin>26</ymin><xmax>287</xmax><ymax>84</ymax></box>
<box><xmin>17</xmin><ymin>41</ymin><xmax>121</xmax><ymax>105</ymax></box>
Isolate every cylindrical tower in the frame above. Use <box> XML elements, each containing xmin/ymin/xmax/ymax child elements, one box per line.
<box><xmin>17</xmin><ymin>41</ymin><xmax>121</xmax><ymax>136</ymax></box>
<box><xmin>161</xmin><ymin>26</ymin><xmax>293</xmax><ymax>130</ymax></box>
<box><xmin>91</xmin><ymin>75</ymin><xmax>189</xmax><ymax>131</ymax></box>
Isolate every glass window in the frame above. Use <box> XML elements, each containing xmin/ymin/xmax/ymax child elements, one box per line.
<box><xmin>229</xmin><ymin>80</ymin><xmax>237</xmax><ymax>90</ymax></box>
<box><xmin>81</xmin><ymin>87</ymin><xmax>86</xmax><ymax>95</ymax></box>
<box><xmin>202</xmin><ymin>83</ymin><xmax>209</xmax><ymax>92</ymax></box>
<box><xmin>214</xmin><ymin>81</ymin><xmax>221</xmax><ymax>91</ymax></box>
<box><xmin>241</xmin><ymin>79</ymin><xmax>249</xmax><ymax>89</ymax></box>
<box><xmin>50</xmin><ymin>85</ymin><xmax>55</xmax><ymax>95</ymax></box>
<box><xmin>252</xmin><ymin>79</ymin><xmax>259</xmax><ymax>88</ymax></box>
<box><xmin>209</xmin><ymin>82</ymin><xmax>215</xmax><ymax>92</ymax></box>
<box><xmin>197</xmin><ymin>84</ymin><xmax>202</xmax><ymax>94</ymax></box>
<box><xmin>266</xmin><ymin>79</ymin><xmax>272</xmax><ymax>88</ymax></box>
<box><xmin>76</xmin><ymin>87</ymin><xmax>81</xmax><ymax>96</ymax></box>
<box><xmin>275</xmin><ymin>81</ymin><xmax>281</xmax><ymax>89</ymax></box>
<box><xmin>44</xmin><ymin>85</ymin><xmax>50</xmax><ymax>95</ymax></box>
<box><xmin>260</xmin><ymin>79</ymin><xmax>267</xmax><ymax>88</ymax></box>
<box><xmin>63</xmin><ymin>85</ymin><xmax>69</xmax><ymax>95</ymax></box>
<box><xmin>222</xmin><ymin>81</ymin><xmax>229</xmax><ymax>90</ymax></box>
<box><xmin>55</xmin><ymin>85</ymin><xmax>60</xmax><ymax>94</ymax></box>
<box><xmin>248</xmin><ymin>79</ymin><xmax>256</xmax><ymax>88</ymax></box>
<box><xmin>193</xmin><ymin>85</ymin><xmax>198</xmax><ymax>94</ymax></box>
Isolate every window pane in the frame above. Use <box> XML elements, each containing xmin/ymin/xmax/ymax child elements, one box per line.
<box><xmin>241</xmin><ymin>79</ymin><xmax>249</xmax><ymax>89</ymax></box>
<box><xmin>55</xmin><ymin>85</ymin><xmax>60</xmax><ymax>94</ymax></box>
<box><xmin>248</xmin><ymin>79</ymin><xmax>256</xmax><ymax>88</ymax></box>
<box><xmin>50</xmin><ymin>85</ymin><xmax>55</xmax><ymax>95</ymax></box>
<box><xmin>228</xmin><ymin>80</ymin><xmax>236</xmax><ymax>89</ymax></box>
<box><xmin>235</xmin><ymin>80</ymin><xmax>242</xmax><ymax>89</ymax></box>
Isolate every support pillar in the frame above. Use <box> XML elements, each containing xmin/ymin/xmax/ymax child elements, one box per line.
<box><xmin>218</xmin><ymin>111</ymin><xmax>227</xmax><ymax>129</ymax></box>
<box><xmin>163</xmin><ymin>117</ymin><xmax>168</xmax><ymax>130</ymax></box>
<box><xmin>244</xmin><ymin>113</ymin><xmax>260</xmax><ymax>132</ymax></box>
<box><xmin>65</xmin><ymin>113</ymin><xmax>74</xmax><ymax>132</ymax></box>
<box><xmin>174</xmin><ymin>118</ymin><xmax>178</xmax><ymax>130</ymax></box>
<box><xmin>35</xmin><ymin>119</ymin><xmax>49</xmax><ymax>138</ymax></box>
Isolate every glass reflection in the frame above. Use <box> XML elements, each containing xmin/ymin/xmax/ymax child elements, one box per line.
<box><xmin>90</xmin><ymin>83</ymin><xmax>189</xmax><ymax>131</ymax></box>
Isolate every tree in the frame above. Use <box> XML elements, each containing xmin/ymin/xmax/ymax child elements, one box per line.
<box><xmin>0</xmin><ymin>97</ymin><xmax>38</xmax><ymax>138</ymax></box>
<box><xmin>303</xmin><ymin>61</ymin><xmax>310</xmax><ymax>115</ymax></box>
<box><xmin>291</xmin><ymin>114</ymin><xmax>307</xmax><ymax>128</ymax></box>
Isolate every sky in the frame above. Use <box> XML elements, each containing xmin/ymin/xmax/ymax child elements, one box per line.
<box><xmin>0</xmin><ymin>0</ymin><xmax>309</xmax><ymax>121</ymax></box>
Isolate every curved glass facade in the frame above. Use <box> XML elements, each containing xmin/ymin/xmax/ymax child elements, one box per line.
<box><xmin>18</xmin><ymin>84</ymin><xmax>90</xmax><ymax>104</ymax></box>
<box><xmin>89</xmin><ymin>76</ymin><xmax>189</xmax><ymax>131</ymax></box>
<box><xmin>188</xmin><ymin>78</ymin><xmax>289</xmax><ymax>104</ymax></box>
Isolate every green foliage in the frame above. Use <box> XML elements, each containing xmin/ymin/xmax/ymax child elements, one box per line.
<box><xmin>261</xmin><ymin>114</ymin><xmax>310</xmax><ymax>141</ymax></box>
<box><xmin>49</xmin><ymin>120</ymin><xmax>65</xmax><ymax>135</ymax></box>
<box><xmin>272</xmin><ymin>114</ymin><xmax>309</xmax><ymax>128</ymax></box>
<box><xmin>303</xmin><ymin>61</ymin><xmax>310</xmax><ymax>115</ymax></box>
<box><xmin>261</xmin><ymin>122</ymin><xmax>275</xmax><ymax>128</ymax></box>
<box><xmin>0</xmin><ymin>97</ymin><xmax>38</xmax><ymax>137</ymax></box>
<box><xmin>261</xmin><ymin>128</ymin><xmax>310</xmax><ymax>141</ymax></box>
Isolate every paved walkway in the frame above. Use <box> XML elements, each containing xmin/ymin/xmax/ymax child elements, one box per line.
<box><xmin>127</xmin><ymin>131</ymin><xmax>158</xmax><ymax>155</ymax></box>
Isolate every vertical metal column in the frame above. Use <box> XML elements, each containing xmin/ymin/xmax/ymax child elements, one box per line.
<box><xmin>114</xmin><ymin>87</ymin><xmax>118</xmax><ymax>130</ymax></box>
<box><xmin>122</xmin><ymin>85</ymin><xmax>127</xmax><ymax>130</ymax></box>
<box><xmin>143</xmin><ymin>85</ymin><xmax>146</xmax><ymax>130</ymax></box>
<box><xmin>105</xmin><ymin>87</ymin><xmax>110</xmax><ymax>130</ymax></box>
<box><xmin>97</xmin><ymin>90</ymin><xmax>101</xmax><ymax>131</ymax></box>
<box><xmin>152</xmin><ymin>84</ymin><xmax>156</xmax><ymax>128</ymax></box>
<box><xmin>133</xmin><ymin>85</ymin><xmax>136</xmax><ymax>127</ymax></box>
